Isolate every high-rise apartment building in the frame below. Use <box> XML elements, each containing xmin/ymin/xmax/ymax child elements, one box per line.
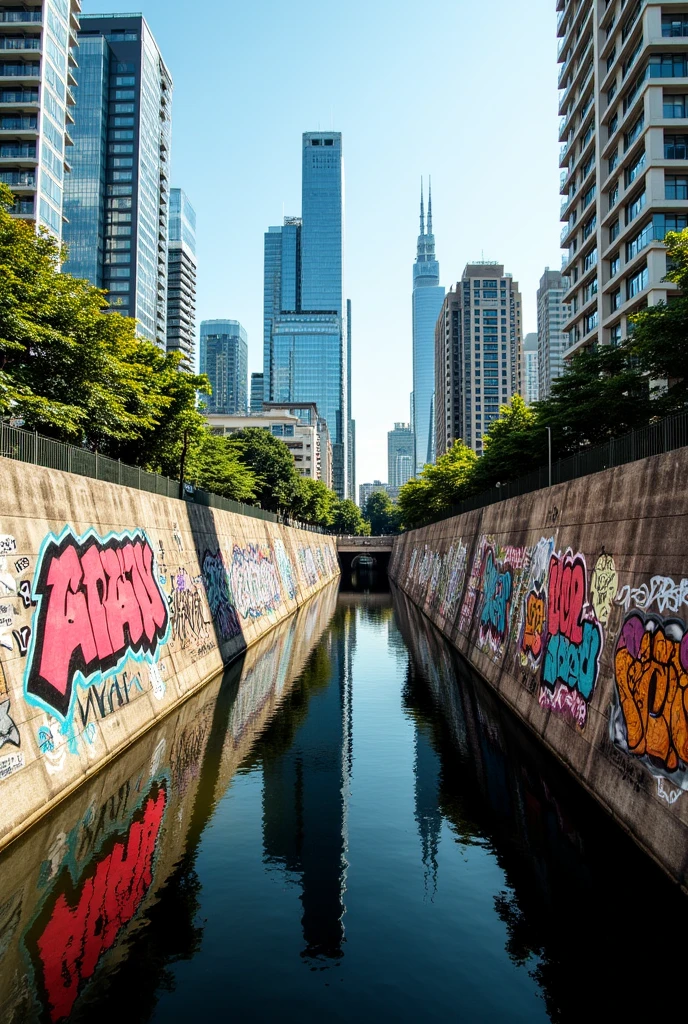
<box><xmin>412</xmin><ymin>179</ymin><xmax>445</xmax><ymax>474</ymax></box>
<box><xmin>558</xmin><ymin>1</ymin><xmax>688</xmax><ymax>356</ymax></box>
<box><xmin>200</xmin><ymin>319</ymin><xmax>248</xmax><ymax>416</ymax></box>
<box><xmin>63</xmin><ymin>14</ymin><xmax>171</xmax><ymax>347</ymax></box>
<box><xmin>359</xmin><ymin>481</ymin><xmax>388</xmax><ymax>509</ymax></box>
<box><xmin>523</xmin><ymin>333</ymin><xmax>540</xmax><ymax>404</ymax></box>
<box><xmin>263</xmin><ymin>133</ymin><xmax>350</xmax><ymax>499</ymax></box>
<box><xmin>347</xmin><ymin>298</ymin><xmax>356</xmax><ymax>503</ymax></box>
<box><xmin>166</xmin><ymin>188</ymin><xmax>196</xmax><ymax>369</ymax></box>
<box><xmin>388</xmin><ymin>422</ymin><xmax>415</xmax><ymax>488</ymax></box>
<box><xmin>434</xmin><ymin>264</ymin><xmax>523</xmax><ymax>456</ymax></box>
<box><xmin>0</xmin><ymin>0</ymin><xmax>80</xmax><ymax>240</ymax></box>
<box><xmin>435</xmin><ymin>288</ymin><xmax>462</xmax><ymax>459</ymax></box>
<box><xmin>537</xmin><ymin>268</ymin><xmax>569</xmax><ymax>398</ymax></box>
<box><xmin>250</xmin><ymin>372</ymin><xmax>264</xmax><ymax>414</ymax></box>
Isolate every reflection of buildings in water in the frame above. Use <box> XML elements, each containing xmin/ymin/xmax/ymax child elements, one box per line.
<box><xmin>259</xmin><ymin>602</ymin><xmax>356</xmax><ymax>963</ymax></box>
<box><xmin>413</xmin><ymin>718</ymin><xmax>442</xmax><ymax>897</ymax></box>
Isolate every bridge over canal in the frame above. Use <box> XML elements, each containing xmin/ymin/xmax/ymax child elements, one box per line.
<box><xmin>337</xmin><ymin>535</ymin><xmax>394</xmax><ymax>572</ymax></box>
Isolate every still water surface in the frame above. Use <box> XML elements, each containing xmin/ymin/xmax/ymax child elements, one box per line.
<box><xmin>0</xmin><ymin>575</ymin><xmax>683</xmax><ymax>1022</ymax></box>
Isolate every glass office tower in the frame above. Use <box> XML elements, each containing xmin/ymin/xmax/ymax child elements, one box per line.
<box><xmin>412</xmin><ymin>179</ymin><xmax>444</xmax><ymax>474</ymax></box>
<box><xmin>63</xmin><ymin>14</ymin><xmax>172</xmax><ymax>347</ymax></box>
<box><xmin>167</xmin><ymin>188</ymin><xmax>197</xmax><ymax>369</ymax></box>
<box><xmin>200</xmin><ymin>319</ymin><xmax>248</xmax><ymax>415</ymax></box>
<box><xmin>263</xmin><ymin>133</ymin><xmax>350</xmax><ymax>499</ymax></box>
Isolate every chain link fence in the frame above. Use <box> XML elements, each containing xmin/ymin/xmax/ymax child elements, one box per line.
<box><xmin>0</xmin><ymin>421</ymin><xmax>328</xmax><ymax>532</ymax></box>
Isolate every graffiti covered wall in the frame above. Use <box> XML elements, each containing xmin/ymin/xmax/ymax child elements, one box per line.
<box><xmin>0</xmin><ymin>457</ymin><xmax>339</xmax><ymax>852</ymax></box>
<box><xmin>389</xmin><ymin>447</ymin><xmax>688</xmax><ymax>889</ymax></box>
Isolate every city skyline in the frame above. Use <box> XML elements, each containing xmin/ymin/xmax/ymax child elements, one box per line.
<box><xmin>74</xmin><ymin>0</ymin><xmax>563</xmax><ymax>486</ymax></box>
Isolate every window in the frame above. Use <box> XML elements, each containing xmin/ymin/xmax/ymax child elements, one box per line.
<box><xmin>114</xmin><ymin>103</ymin><xmax>134</xmax><ymax>113</ymax></box>
<box><xmin>111</xmin><ymin>157</ymin><xmax>133</xmax><ymax>168</ymax></box>
<box><xmin>271</xmin><ymin>424</ymin><xmax>284</xmax><ymax>436</ymax></box>
<box><xmin>622</xmin><ymin>37</ymin><xmax>643</xmax><ymax>79</ymax></box>
<box><xmin>114</xmin><ymin>89</ymin><xmax>135</xmax><ymax>101</ymax></box>
<box><xmin>584</xmin><ymin>277</ymin><xmax>598</xmax><ymax>302</ymax></box>
<box><xmin>115</xmin><ymin>62</ymin><xmax>135</xmax><ymax>73</ymax></box>
<box><xmin>610</xmin><ymin>219</ymin><xmax>620</xmax><ymax>242</ymax></box>
<box><xmin>584</xmin><ymin>311</ymin><xmax>599</xmax><ymax>334</ymax></box>
<box><xmin>649</xmin><ymin>54</ymin><xmax>688</xmax><ymax>77</ymax></box>
<box><xmin>623</xmin><ymin>68</ymin><xmax>649</xmax><ymax>113</ymax></box>
<box><xmin>664</xmin><ymin>134</ymin><xmax>688</xmax><ymax>159</ymax></box>
<box><xmin>611</xmin><ymin>287</ymin><xmax>622</xmax><ymax>310</ymax></box>
<box><xmin>113</xmin><ymin>116</ymin><xmax>134</xmax><ymax>127</ymax></box>
<box><xmin>664</xmin><ymin>94</ymin><xmax>688</xmax><ymax>118</ymax></box>
<box><xmin>108</xmin><ymin>281</ymin><xmax>130</xmax><ymax>292</ymax></box>
<box><xmin>609</xmin><ymin>112</ymin><xmax>618</xmax><ymax>136</ymax></box>
<box><xmin>584</xmin><ymin>247</ymin><xmax>598</xmax><ymax>271</ymax></box>
<box><xmin>107</xmin><ymin>267</ymin><xmax>130</xmax><ymax>278</ymax></box>
<box><xmin>582</xmin><ymin>183</ymin><xmax>596</xmax><ymax>208</ymax></box>
<box><xmin>626</xmin><ymin>264</ymin><xmax>648</xmax><ymax>299</ymax></box>
<box><xmin>626</xmin><ymin>221</ymin><xmax>653</xmax><ymax>260</ymax></box>
<box><xmin>662</xmin><ymin>15</ymin><xmax>688</xmax><ymax>37</ymax></box>
<box><xmin>608</xmin><ymin>182</ymin><xmax>619</xmax><ymax>210</ymax></box>
<box><xmin>583</xmin><ymin>213</ymin><xmax>597</xmax><ymax>238</ymax></box>
<box><xmin>108</xmin><ymin>143</ymin><xmax>133</xmax><ymax>154</ymax></box>
<box><xmin>625</xmin><ymin>189</ymin><xmax>646</xmax><ymax>224</ymax></box>
<box><xmin>610</xmin><ymin>252</ymin><xmax>620</xmax><ymax>276</ymax></box>
<box><xmin>110</xmin><ymin>130</ymin><xmax>133</xmax><ymax>140</ymax></box>
<box><xmin>666</xmin><ymin>174</ymin><xmax>688</xmax><ymax>199</ymax></box>
<box><xmin>625</xmin><ymin>150</ymin><xmax>646</xmax><ymax>187</ymax></box>
<box><xmin>607</xmin><ymin>47</ymin><xmax>616</xmax><ymax>72</ymax></box>
<box><xmin>607</xmin><ymin>82</ymin><xmax>617</xmax><ymax>104</ymax></box>
<box><xmin>652</xmin><ymin>212</ymin><xmax>688</xmax><ymax>237</ymax></box>
<box><xmin>108</xmin><ymin>31</ymin><xmax>138</xmax><ymax>41</ymax></box>
<box><xmin>113</xmin><ymin>76</ymin><xmax>135</xmax><ymax>86</ymax></box>
<box><xmin>609</xmin><ymin>148</ymin><xmax>619</xmax><ymax>173</ymax></box>
<box><xmin>624</xmin><ymin>114</ymin><xmax>644</xmax><ymax>150</ymax></box>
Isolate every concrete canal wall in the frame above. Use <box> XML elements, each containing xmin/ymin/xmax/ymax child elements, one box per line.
<box><xmin>0</xmin><ymin>457</ymin><xmax>339</xmax><ymax>852</ymax></box>
<box><xmin>389</xmin><ymin>447</ymin><xmax>688</xmax><ymax>888</ymax></box>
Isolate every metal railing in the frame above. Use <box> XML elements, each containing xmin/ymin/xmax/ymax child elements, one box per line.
<box><xmin>0</xmin><ymin>420</ymin><xmax>329</xmax><ymax>533</ymax></box>
<box><xmin>448</xmin><ymin>408</ymin><xmax>688</xmax><ymax>520</ymax></box>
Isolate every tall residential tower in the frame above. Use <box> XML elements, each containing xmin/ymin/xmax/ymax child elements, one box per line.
<box><xmin>166</xmin><ymin>188</ymin><xmax>196</xmax><ymax>369</ymax></box>
<box><xmin>200</xmin><ymin>319</ymin><xmax>248</xmax><ymax>416</ymax></box>
<box><xmin>412</xmin><ymin>179</ymin><xmax>445</xmax><ymax>474</ymax></box>
<box><xmin>63</xmin><ymin>14</ymin><xmax>172</xmax><ymax>347</ymax></box>
<box><xmin>537</xmin><ymin>268</ymin><xmax>569</xmax><ymax>398</ymax></box>
<box><xmin>0</xmin><ymin>0</ymin><xmax>80</xmax><ymax>240</ymax></box>
<box><xmin>558</xmin><ymin>0</ymin><xmax>688</xmax><ymax>355</ymax></box>
<box><xmin>388</xmin><ymin>422</ymin><xmax>415</xmax><ymax>488</ymax></box>
<box><xmin>263</xmin><ymin>132</ymin><xmax>350</xmax><ymax>498</ymax></box>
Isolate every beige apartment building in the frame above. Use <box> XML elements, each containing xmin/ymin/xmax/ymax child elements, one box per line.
<box><xmin>435</xmin><ymin>264</ymin><xmax>523</xmax><ymax>456</ymax></box>
<box><xmin>206</xmin><ymin>405</ymin><xmax>333</xmax><ymax>489</ymax></box>
<box><xmin>558</xmin><ymin>0</ymin><xmax>688</xmax><ymax>355</ymax></box>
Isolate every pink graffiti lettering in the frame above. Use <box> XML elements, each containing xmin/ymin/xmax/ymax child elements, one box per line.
<box><xmin>26</xmin><ymin>530</ymin><xmax>168</xmax><ymax>719</ymax></box>
<box><xmin>538</xmin><ymin>681</ymin><xmax>588</xmax><ymax>729</ymax></box>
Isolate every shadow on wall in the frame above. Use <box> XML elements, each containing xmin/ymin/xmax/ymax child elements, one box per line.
<box><xmin>391</xmin><ymin>582</ymin><xmax>688</xmax><ymax>1022</ymax></box>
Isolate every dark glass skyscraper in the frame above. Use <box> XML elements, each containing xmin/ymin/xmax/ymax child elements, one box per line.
<box><xmin>63</xmin><ymin>14</ymin><xmax>172</xmax><ymax>347</ymax></box>
<box><xmin>412</xmin><ymin>180</ymin><xmax>444</xmax><ymax>474</ymax></box>
<box><xmin>166</xmin><ymin>188</ymin><xmax>197</xmax><ymax>369</ymax></box>
<box><xmin>263</xmin><ymin>133</ymin><xmax>350</xmax><ymax>499</ymax></box>
<box><xmin>200</xmin><ymin>319</ymin><xmax>248</xmax><ymax>415</ymax></box>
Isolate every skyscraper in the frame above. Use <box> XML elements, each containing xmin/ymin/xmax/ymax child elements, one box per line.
<box><xmin>0</xmin><ymin>0</ymin><xmax>80</xmax><ymax>241</ymax></box>
<box><xmin>558</xmin><ymin>1</ymin><xmax>687</xmax><ymax>356</ymax></box>
<box><xmin>523</xmin><ymin>333</ymin><xmax>539</xmax><ymax>404</ymax></box>
<box><xmin>537</xmin><ymin>268</ymin><xmax>569</xmax><ymax>399</ymax></box>
<box><xmin>200</xmin><ymin>320</ymin><xmax>248</xmax><ymax>415</ymax></box>
<box><xmin>166</xmin><ymin>188</ymin><xmax>196</xmax><ymax>369</ymax></box>
<box><xmin>388</xmin><ymin>422</ymin><xmax>414</xmax><ymax>488</ymax></box>
<box><xmin>263</xmin><ymin>133</ymin><xmax>350</xmax><ymax>499</ymax></box>
<box><xmin>250</xmin><ymin>372</ymin><xmax>264</xmax><ymax>414</ymax></box>
<box><xmin>63</xmin><ymin>14</ymin><xmax>172</xmax><ymax>347</ymax></box>
<box><xmin>435</xmin><ymin>264</ymin><xmax>523</xmax><ymax>455</ymax></box>
<box><xmin>412</xmin><ymin>179</ymin><xmax>445</xmax><ymax>474</ymax></box>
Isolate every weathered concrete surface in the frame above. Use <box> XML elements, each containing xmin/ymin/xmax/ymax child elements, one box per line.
<box><xmin>0</xmin><ymin>457</ymin><xmax>339</xmax><ymax>852</ymax></box>
<box><xmin>389</xmin><ymin>448</ymin><xmax>688</xmax><ymax>888</ymax></box>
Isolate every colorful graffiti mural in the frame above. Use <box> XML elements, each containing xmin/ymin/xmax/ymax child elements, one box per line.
<box><xmin>24</xmin><ymin>528</ymin><xmax>169</xmax><ymax>721</ymax></box>
<box><xmin>610</xmin><ymin>612</ymin><xmax>688</xmax><ymax>795</ymax></box>
<box><xmin>229</xmin><ymin>544</ymin><xmax>282</xmax><ymax>620</ymax></box>
<box><xmin>201</xmin><ymin>550</ymin><xmax>242</xmax><ymax>642</ymax></box>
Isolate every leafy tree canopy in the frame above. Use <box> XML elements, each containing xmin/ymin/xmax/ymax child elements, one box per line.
<box><xmin>227</xmin><ymin>427</ymin><xmax>301</xmax><ymax>513</ymax></box>
<box><xmin>363</xmin><ymin>490</ymin><xmax>400</xmax><ymax>536</ymax></box>
<box><xmin>331</xmin><ymin>498</ymin><xmax>369</xmax><ymax>536</ymax></box>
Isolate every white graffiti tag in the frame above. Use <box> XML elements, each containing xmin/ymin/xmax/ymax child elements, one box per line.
<box><xmin>615</xmin><ymin>576</ymin><xmax>688</xmax><ymax>615</ymax></box>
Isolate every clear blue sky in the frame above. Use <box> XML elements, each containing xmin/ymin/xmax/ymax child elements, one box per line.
<box><xmin>84</xmin><ymin>0</ymin><xmax>562</xmax><ymax>487</ymax></box>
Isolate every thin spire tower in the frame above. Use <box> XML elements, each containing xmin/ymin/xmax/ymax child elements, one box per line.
<box><xmin>427</xmin><ymin>176</ymin><xmax>433</xmax><ymax>235</ymax></box>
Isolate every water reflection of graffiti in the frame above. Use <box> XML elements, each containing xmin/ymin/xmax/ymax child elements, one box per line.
<box><xmin>201</xmin><ymin>550</ymin><xmax>241</xmax><ymax>642</ymax></box>
<box><xmin>27</xmin><ymin>782</ymin><xmax>166</xmax><ymax>1023</ymax></box>
<box><xmin>25</xmin><ymin>528</ymin><xmax>169</xmax><ymax>720</ymax></box>
<box><xmin>611</xmin><ymin>612</ymin><xmax>688</xmax><ymax>794</ymax></box>
<box><xmin>230</xmin><ymin>544</ymin><xmax>282</xmax><ymax>619</ymax></box>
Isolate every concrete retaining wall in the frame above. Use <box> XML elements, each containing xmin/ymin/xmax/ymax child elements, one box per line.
<box><xmin>389</xmin><ymin>447</ymin><xmax>688</xmax><ymax>888</ymax></box>
<box><xmin>0</xmin><ymin>457</ymin><xmax>339</xmax><ymax>851</ymax></box>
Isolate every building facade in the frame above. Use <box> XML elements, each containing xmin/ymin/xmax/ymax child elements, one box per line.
<box><xmin>523</xmin><ymin>332</ymin><xmax>540</xmax><ymax>404</ymax></box>
<box><xmin>166</xmin><ymin>187</ymin><xmax>196</xmax><ymax>369</ymax></box>
<box><xmin>537</xmin><ymin>268</ymin><xmax>569</xmax><ymax>398</ymax></box>
<box><xmin>558</xmin><ymin>0</ymin><xmax>688</xmax><ymax>356</ymax></box>
<box><xmin>388</xmin><ymin>422</ymin><xmax>415</xmax><ymax>488</ymax></box>
<box><xmin>206</xmin><ymin>408</ymin><xmax>330</xmax><ymax>485</ymax></box>
<box><xmin>200</xmin><ymin>319</ymin><xmax>248</xmax><ymax>416</ymax></box>
<box><xmin>63</xmin><ymin>14</ymin><xmax>172</xmax><ymax>347</ymax></box>
<box><xmin>263</xmin><ymin>133</ymin><xmax>350</xmax><ymax>499</ymax></box>
<box><xmin>434</xmin><ymin>264</ymin><xmax>523</xmax><ymax>456</ymax></box>
<box><xmin>434</xmin><ymin>289</ymin><xmax>462</xmax><ymax>459</ymax></box>
<box><xmin>250</xmin><ymin>372</ymin><xmax>264</xmax><ymax>414</ymax></box>
<box><xmin>412</xmin><ymin>179</ymin><xmax>445</xmax><ymax>474</ymax></box>
<box><xmin>359</xmin><ymin>481</ymin><xmax>388</xmax><ymax>509</ymax></box>
<box><xmin>0</xmin><ymin>0</ymin><xmax>80</xmax><ymax>240</ymax></box>
<box><xmin>264</xmin><ymin>401</ymin><xmax>332</xmax><ymax>489</ymax></box>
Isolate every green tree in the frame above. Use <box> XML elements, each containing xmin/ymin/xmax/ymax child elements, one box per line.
<box><xmin>470</xmin><ymin>394</ymin><xmax>543</xmax><ymax>491</ymax></box>
<box><xmin>398</xmin><ymin>439</ymin><xmax>477</xmax><ymax>529</ymax></box>
<box><xmin>290</xmin><ymin>477</ymin><xmax>337</xmax><ymax>527</ymax></box>
<box><xmin>331</xmin><ymin>499</ymin><xmax>369</xmax><ymax>536</ymax></box>
<box><xmin>364</xmin><ymin>490</ymin><xmax>400</xmax><ymax>535</ymax></box>
<box><xmin>397</xmin><ymin>476</ymin><xmax>435</xmax><ymax>531</ymax></box>
<box><xmin>628</xmin><ymin>228</ymin><xmax>688</xmax><ymax>411</ymax></box>
<box><xmin>227</xmin><ymin>427</ymin><xmax>300</xmax><ymax>513</ymax></box>
<box><xmin>186</xmin><ymin>431</ymin><xmax>256</xmax><ymax>502</ymax></box>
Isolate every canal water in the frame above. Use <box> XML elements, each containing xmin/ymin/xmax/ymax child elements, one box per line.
<box><xmin>0</xmin><ymin>573</ymin><xmax>683</xmax><ymax>1022</ymax></box>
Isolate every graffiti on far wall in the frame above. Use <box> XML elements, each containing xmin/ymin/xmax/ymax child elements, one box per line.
<box><xmin>201</xmin><ymin>550</ymin><xmax>242</xmax><ymax>642</ymax></box>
